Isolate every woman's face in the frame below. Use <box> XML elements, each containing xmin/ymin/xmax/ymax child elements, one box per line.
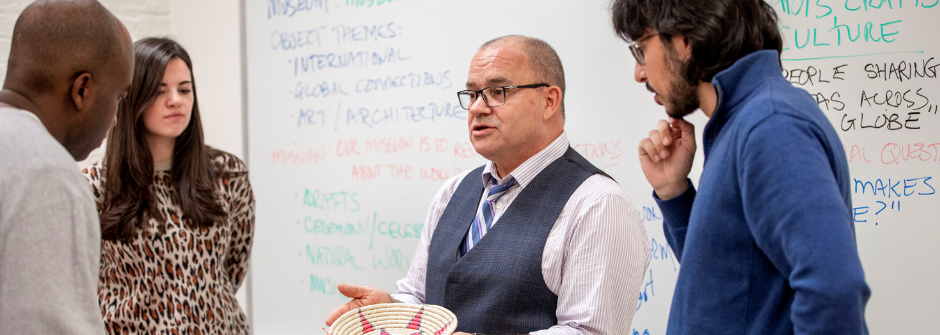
<box><xmin>141</xmin><ymin>57</ymin><xmax>194</xmax><ymax>145</ymax></box>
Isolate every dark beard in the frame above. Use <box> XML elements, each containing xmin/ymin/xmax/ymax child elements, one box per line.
<box><xmin>664</xmin><ymin>49</ymin><xmax>700</xmax><ymax>119</ymax></box>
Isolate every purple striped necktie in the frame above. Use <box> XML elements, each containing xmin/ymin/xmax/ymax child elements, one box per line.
<box><xmin>461</xmin><ymin>176</ymin><xmax>518</xmax><ymax>257</ymax></box>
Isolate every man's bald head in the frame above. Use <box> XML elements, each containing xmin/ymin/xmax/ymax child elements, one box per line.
<box><xmin>1</xmin><ymin>0</ymin><xmax>133</xmax><ymax>160</ymax></box>
<box><xmin>480</xmin><ymin>35</ymin><xmax>566</xmax><ymax>117</ymax></box>
<box><xmin>4</xmin><ymin>0</ymin><xmax>126</xmax><ymax>96</ymax></box>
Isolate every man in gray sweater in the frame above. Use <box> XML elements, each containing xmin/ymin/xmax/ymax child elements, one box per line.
<box><xmin>0</xmin><ymin>1</ymin><xmax>133</xmax><ymax>334</ymax></box>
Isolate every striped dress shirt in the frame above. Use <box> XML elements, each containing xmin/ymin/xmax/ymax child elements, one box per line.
<box><xmin>394</xmin><ymin>132</ymin><xmax>650</xmax><ymax>335</ymax></box>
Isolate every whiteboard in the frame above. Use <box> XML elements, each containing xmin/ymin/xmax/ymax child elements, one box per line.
<box><xmin>244</xmin><ymin>1</ymin><xmax>939</xmax><ymax>334</ymax></box>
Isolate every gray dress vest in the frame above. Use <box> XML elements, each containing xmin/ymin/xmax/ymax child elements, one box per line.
<box><xmin>425</xmin><ymin>147</ymin><xmax>610</xmax><ymax>334</ymax></box>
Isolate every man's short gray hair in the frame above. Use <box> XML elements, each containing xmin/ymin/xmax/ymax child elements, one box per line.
<box><xmin>480</xmin><ymin>35</ymin><xmax>566</xmax><ymax>118</ymax></box>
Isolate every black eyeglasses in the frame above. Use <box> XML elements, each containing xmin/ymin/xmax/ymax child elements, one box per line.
<box><xmin>628</xmin><ymin>33</ymin><xmax>659</xmax><ymax>66</ymax></box>
<box><xmin>456</xmin><ymin>83</ymin><xmax>549</xmax><ymax>110</ymax></box>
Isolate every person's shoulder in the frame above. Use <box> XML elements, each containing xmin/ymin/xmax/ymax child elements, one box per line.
<box><xmin>565</xmin><ymin>173</ymin><xmax>641</xmax><ymax>227</ymax></box>
<box><xmin>561</xmin><ymin>169</ymin><xmax>633</xmax><ymax>213</ymax></box>
<box><xmin>742</xmin><ymin>84</ymin><xmax>833</xmax><ymax>134</ymax></box>
<box><xmin>730</xmin><ymin>79</ymin><xmax>835</xmax><ymax>144</ymax></box>
<box><xmin>0</xmin><ymin>109</ymin><xmax>96</xmax><ymax>208</ymax></box>
<box><xmin>575</xmin><ymin>173</ymin><xmax>631</xmax><ymax>202</ymax></box>
<box><xmin>208</xmin><ymin>146</ymin><xmax>248</xmax><ymax>174</ymax></box>
<box><xmin>0</xmin><ymin>138</ymin><xmax>83</xmax><ymax>197</ymax></box>
<box><xmin>742</xmin><ymin>77</ymin><xmax>823</xmax><ymax>123</ymax></box>
<box><xmin>79</xmin><ymin>160</ymin><xmax>107</xmax><ymax>202</ymax></box>
<box><xmin>0</xmin><ymin>108</ymin><xmax>74</xmax><ymax>170</ymax></box>
<box><xmin>0</xmin><ymin>154</ymin><xmax>95</xmax><ymax>217</ymax></box>
<box><xmin>81</xmin><ymin>160</ymin><xmax>105</xmax><ymax>182</ymax></box>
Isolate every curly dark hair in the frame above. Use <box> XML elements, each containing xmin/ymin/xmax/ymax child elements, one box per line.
<box><xmin>611</xmin><ymin>0</ymin><xmax>783</xmax><ymax>83</ymax></box>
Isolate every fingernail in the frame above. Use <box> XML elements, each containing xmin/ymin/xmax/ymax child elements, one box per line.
<box><xmin>660</xmin><ymin>150</ymin><xmax>669</xmax><ymax>158</ymax></box>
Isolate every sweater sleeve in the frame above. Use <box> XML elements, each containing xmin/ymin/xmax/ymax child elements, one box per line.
<box><xmin>80</xmin><ymin>162</ymin><xmax>106</xmax><ymax>210</ymax></box>
<box><xmin>740</xmin><ymin>114</ymin><xmax>869</xmax><ymax>335</ymax></box>
<box><xmin>221</xmin><ymin>155</ymin><xmax>255</xmax><ymax>291</ymax></box>
<box><xmin>654</xmin><ymin>180</ymin><xmax>695</xmax><ymax>262</ymax></box>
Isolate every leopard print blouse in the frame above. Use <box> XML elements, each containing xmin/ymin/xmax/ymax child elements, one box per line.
<box><xmin>83</xmin><ymin>150</ymin><xmax>254</xmax><ymax>335</ymax></box>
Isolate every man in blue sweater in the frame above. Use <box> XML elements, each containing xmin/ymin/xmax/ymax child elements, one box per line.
<box><xmin>611</xmin><ymin>0</ymin><xmax>870</xmax><ymax>334</ymax></box>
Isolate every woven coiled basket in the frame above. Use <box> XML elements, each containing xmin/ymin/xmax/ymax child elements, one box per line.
<box><xmin>328</xmin><ymin>303</ymin><xmax>458</xmax><ymax>335</ymax></box>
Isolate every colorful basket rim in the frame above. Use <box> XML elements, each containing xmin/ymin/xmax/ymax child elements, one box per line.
<box><xmin>328</xmin><ymin>303</ymin><xmax>458</xmax><ymax>335</ymax></box>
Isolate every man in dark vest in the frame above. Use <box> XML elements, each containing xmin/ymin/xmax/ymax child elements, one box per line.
<box><xmin>326</xmin><ymin>35</ymin><xmax>650</xmax><ymax>335</ymax></box>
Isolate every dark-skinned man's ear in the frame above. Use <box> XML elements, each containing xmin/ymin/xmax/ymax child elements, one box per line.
<box><xmin>70</xmin><ymin>72</ymin><xmax>93</xmax><ymax>111</ymax></box>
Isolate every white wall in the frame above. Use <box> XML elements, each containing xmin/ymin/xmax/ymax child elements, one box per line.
<box><xmin>0</xmin><ymin>0</ymin><xmax>248</xmax><ymax>323</ymax></box>
<box><xmin>169</xmin><ymin>0</ymin><xmax>244</xmax><ymax>159</ymax></box>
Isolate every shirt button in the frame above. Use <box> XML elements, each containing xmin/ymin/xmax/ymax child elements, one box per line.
<box><xmin>495</xmin><ymin>202</ymin><xmax>503</xmax><ymax>209</ymax></box>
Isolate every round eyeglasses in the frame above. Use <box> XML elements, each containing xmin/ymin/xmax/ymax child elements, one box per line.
<box><xmin>628</xmin><ymin>33</ymin><xmax>659</xmax><ymax>66</ymax></box>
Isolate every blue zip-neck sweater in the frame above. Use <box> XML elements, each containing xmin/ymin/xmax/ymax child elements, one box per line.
<box><xmin>656</xmin><ymin>50</ymin><xmax>871</xmax><ymax>335</ymax></box>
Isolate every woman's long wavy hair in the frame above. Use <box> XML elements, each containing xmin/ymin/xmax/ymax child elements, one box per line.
<box><xmin>100</xmin><ymin>37</ymin><xmax>225</xmax><ymax>242</ymax></box>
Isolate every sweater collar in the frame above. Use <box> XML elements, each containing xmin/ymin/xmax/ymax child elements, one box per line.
<box><xmin>154</xmin><ymin>160</ymin><xmax>172</xmax><ymax>172</ymax></box>
<box><xmin>702</xmin><ymin>50</ymin><xmax>783</xmax><ymax>154</ymax></box>
<box><xmin>710</xmin><ymin>50</ymin><xmax>782</xmax><ymax>120</ymax></box>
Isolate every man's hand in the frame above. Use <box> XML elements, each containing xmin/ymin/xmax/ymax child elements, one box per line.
<box><xmin>324</xmin><ymin>283</ymin><xmax>397</xmax><ymax>326</ymax></box>
<box><xmin>638</xmin><ymin>117</ymin><xmax>696</xmax><ymax>200</ymax></box>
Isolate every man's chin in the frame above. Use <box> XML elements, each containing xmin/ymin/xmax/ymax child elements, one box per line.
<box><xmin>665</xmin><ymin>105</ymin><xmax>697</xmax><ymax>119</ymax></box>
<box><xmin>470</xmin><ymin>144</ymin><xmax>489</xmax><ymax>159</ymax></box>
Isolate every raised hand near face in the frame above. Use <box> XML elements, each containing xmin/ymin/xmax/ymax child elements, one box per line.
<box><xmin>638</xmin><ymin>117</ymin><xmax>696</xmax><ymax>200</ymax></box>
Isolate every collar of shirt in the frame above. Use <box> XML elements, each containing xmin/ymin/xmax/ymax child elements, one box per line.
<box><xmin>479</xmin><ymin>131</ymin><xmax>570</xmax><ymax>189</ymax></box>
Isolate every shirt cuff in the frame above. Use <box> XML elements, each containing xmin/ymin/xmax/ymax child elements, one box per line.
<box><xmin>654</xmin><ymin>178</ymin><xmax>696</xmax><ymax>230</ymax></box>
<box><xmin>390</xmin><ymin>293</ymin><xmax>423</xmax><ymax>305</ymax></box>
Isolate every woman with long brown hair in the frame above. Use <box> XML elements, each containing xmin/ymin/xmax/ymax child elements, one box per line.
<box><xmin>83</xmin><ymin>37</ymin><xmax>254</xmax><ymax>335</ymax></box>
